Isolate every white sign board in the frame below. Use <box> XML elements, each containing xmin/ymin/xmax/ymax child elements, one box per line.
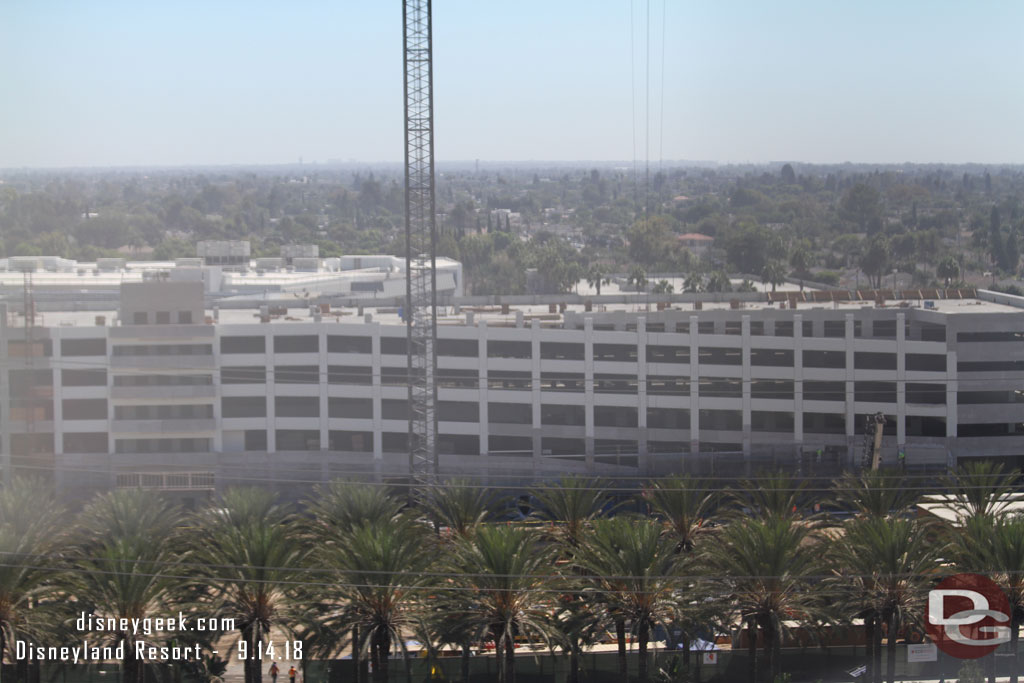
<box><xmin>702</xmin><ymin>652</ymin><xmax>718</xmax><ymax>665</ymax></box>
<box><xmin>907</xmin><ymin>643</ymin><xmax>937</xmax><ymax>663</ymax></box>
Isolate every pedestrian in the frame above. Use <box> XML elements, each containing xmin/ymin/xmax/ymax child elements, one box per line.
<box><xmin>288</xmin><ymin>665</ymin><xmax>297</xmax><ymax>683</ymax></box>
<box><xmin>269</xmin><ymin>662</ymin><xmax>279</xmax><ymax>683</ymax></box>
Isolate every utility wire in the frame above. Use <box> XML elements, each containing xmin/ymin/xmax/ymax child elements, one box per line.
<box><xmin>630</xmin><ymin>0</ymin><xmax>639</xmax><ymax>221</ymax></box>
<box><xmin>0</xmin><ymin>558</ymin><xmax>1012</xmax><ymax>594</ymax></box>
<box><xmin>659</xmin><ymin>0</ymin><xmax>666</xmax><ymax>177</ymax></box>
<box><xmin>0</xmin><ymin>454</ymin><xmax>1015</xmax><ymax>491</ymax></box>
<box><xmin>644</xmin><ymin>0</ymin><xmax>651</xmax><ymax>221</ymax></box>
<box><xmin>0</xmin><ymin>551</ymin><xmax>1010</xmax><ymax>584</ymax></box>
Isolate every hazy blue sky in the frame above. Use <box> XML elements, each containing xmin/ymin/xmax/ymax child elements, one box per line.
<box><xmin>2</xmin><ymin>1</ymin><xmax>1022</xmax><ymax>168</ymax></box>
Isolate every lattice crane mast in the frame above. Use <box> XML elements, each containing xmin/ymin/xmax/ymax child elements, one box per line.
<box><xmin>403</xmin><ymin>0</ymin><xmax>439</xmax><ymax>482</ymax></box>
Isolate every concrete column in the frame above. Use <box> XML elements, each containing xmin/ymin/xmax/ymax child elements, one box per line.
<box><xmin>478</xmin><ymin>319</ymin><xmax>489</xmax><ymax>455</ymax></box>
<box><xmin>318</xmin><ymin>323</ymin><xmax>328</xmax><ymax>453</ymax></box>
<box><xmin>637</xmin><ymin>316</ymin><xmax>648</xmax><ymax>473</ymax></box>
<box><xmin>52</xmin><ymin>336</ymin><xmax>64</xmax><ymax>455</ymax></box>
<box><xmin>845</xmin><ymin>313</ymin><xmax>856</xmax><ymax>466</ymax></box>
<box><xmin>689</xmin><ymin>315</ymin><xmax>700</xmax><ymax>457</ymax></box>
<box><xmin>741</xmin><ymin>315</ymin><xmax>751</xmax><ymax>458</ymax></box>
<box><xmin>530</xmin><ymin>319</ymin><xmax>542</xmax><ymax>461</ymax></box>
<box><xmin>793</xmin><ymin>313</ymin><xmax>804</xmax><ymax>451</ymax></box>
<box><xmin>265</xmin><ymin>329</ymin><xmax>276</xmax><ymax>452</ymax></box>
<box><xmin>896</xmin><ymin>313</ymin><xmax>906</xmax><ymax>450</ymax></box>
<box><xmin>946</xmin><ymin>350</ymin><xmax>958</xmax><ymax>439</ymax></box>
<box><xmin>584</xmin><ymin>316</ymin><xmax>595</xmax><ymax>465</ymax></box>
<box><xmin>210</xmin><ymin>326</ymin><xmax>222</xmax><ymax>453</ymax></box>
<box><xmin>105</xmin><ymin>339</ymin><xmax>121</xmax><ymax>458</ymax></box>
<box><xmin>371</xmin><ymin>322</ymin><xmax>383</xmax><ymax>463</ymax></box>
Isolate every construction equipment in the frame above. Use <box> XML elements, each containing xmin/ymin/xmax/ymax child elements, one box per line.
<box><xmin>861</xmin><ymin>412</ymin><xmax>887</xmax><ymax>470</ymax></box>
<box><xmin>403</xmin><ymin>0</ymin><xmax>439</xmax><ymax>481</ymax></box>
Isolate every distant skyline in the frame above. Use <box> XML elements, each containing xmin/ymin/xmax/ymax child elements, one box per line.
<box><xmin>2</xmin><ymin>1</ymin><xmax>1023</xmax><ymax>168</ymax></box>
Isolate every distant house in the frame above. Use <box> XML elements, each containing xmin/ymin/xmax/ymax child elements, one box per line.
<box><xmin>677</xmin><ymin>232</ymin><xmax>714</xmax><ymax>256</ymax></box>
<box><xmin>116</xmin><ymin>244</ymin><xmax>154</xmax><ymax>257</ymax></box>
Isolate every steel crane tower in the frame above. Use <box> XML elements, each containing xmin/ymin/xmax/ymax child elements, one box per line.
<box><xmin>403</xmin><ymin>0</ymin><xmax>439</xmax><ymax>481</ymax></box>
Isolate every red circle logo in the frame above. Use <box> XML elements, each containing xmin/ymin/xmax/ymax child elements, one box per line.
<box><xmin>926</xmin><ymin>573</ymin><xmax>1011</xmax><ymax>659</ymax></box>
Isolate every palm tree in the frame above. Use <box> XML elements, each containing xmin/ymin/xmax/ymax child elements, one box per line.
<box><xmin>736</xmin><ymin>279</ymin><xmax>758</xmax><ymax>292</ymax></box>
<box><xmin>305</xmin><ymin>479</ymin><xmax>406</xmax><ymax>533</ymax></box>
<box><xmin>574</xmin><ymin>517</ymin><xmax>683</xmax><ymax>683</ymax></box>
<box><xmin>303</xmin><ymin>480</ymin><xmax>408</xmax><ymax>679</ymax></box>
<box><xmin>628</xmin><ymin>266</ymin><xmax>648</xmax><ymax>292</ymax></box>
<box><xmin>190</xmin><ymin>488</ymin><xmax>310</xmax><ymax>683</ymax></box>
<box><xmin>955</xmin><ymin>515</ymin><xmax>1024</xmax><ymax>683</ymax></box>
<box><xmin>701</xmin><ymin>515</ymin><xmax>827</xmax><ymax>683</ymax></box>
<box><xmin>553</xmin><ymin>592</ymin><xmax>606</xmax><ymax>683</ymax></box>
<box><xmin>760</xmin><ymin>261</ymin><xmax>786</xmax><ymax>293</ymax></box>
<box><xmin>642</xmin><ymin>476</ymin><xmax>716</xmax><ymax>554</ymax></box>
<box><xmin>943</xmin><ymin>460</ymin><xmax>1019</xmax><ymax>522</ymax></box>
<box><xmin>443</xmin><ymin>525</ymin><xmax>558</xmax><ymax>683</ymax></box>
<box><xmin>419</xmin><ymin>479</ymin><xmax>495</xmax><ymax>540</ymax></box>
<box><xmin>531</xmin><ymin>476</ymin><xmax>611</xmax><ymax>550</ymax></box>
<box><xmin>585</xmin><ymin>265</ymin><xmax>611</xmax><ymax>296</ymax></box>
<box><xmin>0</xmin><ymin>478</ymin><xmax>65</xmax><ymax>683</ymax></box>
<box><xmin>706</xmin><ymin>271</ymin><xmax>731</xmax><ymax>293</ymax></box>
<box><xmin>789</xmin><ymin>242</ymin><xmax>814</xmax><ymax>291</ymax></box>
<box><xmin>833</xmin><ymin>469</ymin><xmax>919</xmax><ymax>519</ymax></box>
<box><xmin>642</xmin><ymin>477</ymin><xmax>718</xmax><ymax>672</ymax></box>
<box><xmin>937</xmin><ymin>255</ymin><xmax>960</xmax><ymax>287</ymax></box>
<box><xmin>683</xmin><ymin>273</ymin><xmax>703</xmax><ymax>293</ymax></box>
<box><xmin>832</xmin><ymin>516</ymin><xmax>944</xmax><ymax>683</ymax></box>
<box><xmin>728</xmin><ymin>472</ymin><xmax>808</xmax><ymax>521</ymax></box>
<box><xmin>317</xmin><ymin>519</ymin><xmax>432</xmax><ymax>683</ymax></box>
<box><xmin>652</xmin><ymin>279</ymin><xmax>674</xmax><ymax>294</ymax></box>
<box><xmin>66</xmin><ymin>489</ymin><xmax>184</xmax><ymax>683</ymax></box>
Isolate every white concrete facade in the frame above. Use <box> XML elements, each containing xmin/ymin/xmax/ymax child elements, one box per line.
<box><xmin>2</xmin><ymin>288</ymin><xmax>1024</xmax><ymax>498</ymax></box>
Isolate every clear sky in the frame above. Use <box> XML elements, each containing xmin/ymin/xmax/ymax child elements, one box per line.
<box><xmin>2</xmin><ymin>0</ymin><xmax>1022</xmax><ymax>168</ymax></box>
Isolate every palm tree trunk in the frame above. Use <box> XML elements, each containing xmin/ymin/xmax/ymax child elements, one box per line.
<box><xmin>495</xmin><ymin>634</ymin><xmax>505</xmax><ymax>683</ymax></box>
<box><xmin>242</xmin><ymin>624</ymin><xmax>261</xmax><ymax>683</ymax></box>
<box><xmin>638</xmin><ymin>620</ymin><xmax>650</xmax><ymax>683</ymax></box>
<box><xmin>1012</xmin><ymin>612</ymin><xmax>1020</xmax><ymax>683</ymax></box>
<box><xmin>505</xmin><ymin>632</ymin><xmax>516</xmax><ymax>683</ymax></box>
<box><xmin>885</xmin><ymin>615</ymin><xmax>897</xmax><ymax>683</ymax></box>
<box><xmin>375</xmin><ymin>629</ymin><xmax>391</xmax><ymax>683</ymax></box>
<box><xmin>616</xmin><ymin>618</ymin><xmax>628</xmax><ymax>681</ymax></box>
<box><xmin>763</xmin><ymin>617</ymin><xmax>778</xmax><ymax>683</ymax></box>
<box><xmin>865</xmin><ymin>614</ymin><xmax>875</xmax><ymax>683</ymax></box>
<box><xmin>569</xmin><ymin>644</ymin><xmax>579</xmax><ymax>683</ymax></box>
<box><xmin>403</xmin><ymin>647</ymin><xmax>413</xmax><ymax>683</ymax></box>
<box><xmin>461</xmin><ymin>642</ymin><xmax>471</xmax><ymax>683</ymax></box>
<box><xmin>747</xmin><ymin>616</ymin><xmax>757</xmax><ymax>683</ymax></box>
<box><xmin>872</xmin><ymin>616</ymin><xmax>883</xmax><ymax>683</ymax></box>
<box><xmin>122</xmin><ymin>632</ymin><xmax>138</xmax><ymax>683</ymax></box>
<box><xmin>370</xmin><ymin>638</ymin><xmax>379</xmax><ymax>683</ymax></box>
<box><xmin>352</xmin><ymin>625</ymin><xmax>361</xmax><ymax>683</ymax></box>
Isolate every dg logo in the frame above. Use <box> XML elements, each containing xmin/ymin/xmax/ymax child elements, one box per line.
<box><xmin>926</xmin><ymin>573</ymin><xmax>1012</xmax><ymax>659</ymax></box>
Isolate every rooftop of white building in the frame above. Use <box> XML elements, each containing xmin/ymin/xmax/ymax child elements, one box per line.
<box><xmin>17</xmin><ymin>286</ymin><xmax>1024</xmax><ymax>331</ymax></box>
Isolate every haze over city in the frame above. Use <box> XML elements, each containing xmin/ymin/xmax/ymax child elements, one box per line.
<box><xmin>2</xmin><ymin>0</ymin><xmax>1024</xmax><ymax>168</ymax></box>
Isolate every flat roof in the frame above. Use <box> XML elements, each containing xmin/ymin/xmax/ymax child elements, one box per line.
<box><xmin>18</xmin><ymin>290</ymin><xmax>1024</xmax><ymax>331</ymax></box>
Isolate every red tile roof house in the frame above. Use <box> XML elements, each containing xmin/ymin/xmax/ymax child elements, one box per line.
<box><xmin>676</xmin><ymin>232</ymin><xmax>714</xmax><ymax>256</ymax></box>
